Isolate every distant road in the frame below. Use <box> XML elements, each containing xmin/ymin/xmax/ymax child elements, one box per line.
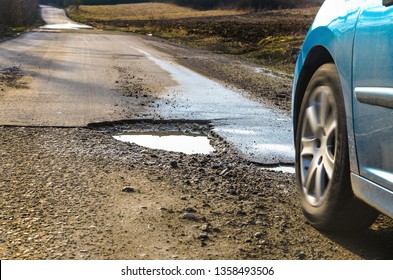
<box><xmin>0</xmin><ymin>7</ymin><xmax>172</xmax><ymax>126</ymax></box>
<box><xmin>40</xmin><ymin>5</ymin><xmax>92</xmax><ymax>30</ymax></box>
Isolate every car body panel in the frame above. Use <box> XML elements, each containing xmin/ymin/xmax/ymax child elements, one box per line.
<box><xmin>292</xmin><ymin>0</ymin><xmax>393</xmax><ymax>218</ymax></box>
<box><xmin>293</xmin><ymin>0</ymin><xmax>365</xmax><ymax>174</ymax></box>
<box><xmin>353</xmin><ymin>0</ymin><xmax>393</xmax><ymax>193</ymax></box>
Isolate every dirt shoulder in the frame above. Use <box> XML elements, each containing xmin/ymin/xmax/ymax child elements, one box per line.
<box><xmin>67</xmin><ymin>5</ymin><xmax>318</xmax><ymax>72</ymax></box>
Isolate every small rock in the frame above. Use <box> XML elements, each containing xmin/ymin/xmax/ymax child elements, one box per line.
<box><xmin>295</xmin><ymin>250</ymin><xmax>306</xmax><ymax>259</ymax></box>
<box><xmin>182</xmin><ymin>213</ymin><xmax>198</xmax><ymax>221</ymax></box>
<box><xmin>220</xmin><ymin>168</ymin><xmax>229</xmax><ymax>176</ymax></box>
<box><xmin>170</xmin><ymin>161</ymin><xmax>178</xmax><ymax>168</ymax></box>
<box><xmin>122</xmin><ymin>186</ymin><xmax>135</xmax><ymax>193</ymax></box>
<box><xmin>212</xmin><ymin>227</ymin><xmax>221</xmax><ymax>233</ymax></box>
<box><xmin>185</xmin><ymin>207</ymin><xmax>197</xmax><ymax>213</ymax></box>
<box><xmin>237</xmin><ymin>210</ymin><xmax>247</xmax><ymax>216</ymax></box>
<box><xmin>254</xmin><ymin>232</ymin><xmax>263</xmax><ymax>239</ymax></box>
<box><xmin>277</xmin><ymin>93</ymin><xmax>288</xmax><ymax>99</ymax></box>
<box><xmin>211</xmin><ymin>163</ymin><xmax>221</xmax><ymax>169</ymax></box>
<box><xmin>200</xmin><ymin>224</ymin><xmax>211</xmax><ymax>232</ymax></box>
<box><xmin>229</xmin><ymin>189</ymin><xmax>238</xmax><ymax>195</ymax></box>
<box><xmin>199</xmin><ymin>233</ymin><xmax>209</xmax><ymax>241</ymax></box>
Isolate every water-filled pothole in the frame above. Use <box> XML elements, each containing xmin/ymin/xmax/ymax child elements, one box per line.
<box><xmin>113</xmin><ymin>132</ymin><xmax>215</xmax><ymax>155</ymax></box>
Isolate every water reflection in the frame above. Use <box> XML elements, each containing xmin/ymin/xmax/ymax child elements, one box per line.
<box><xmin>113</xmin><ymin>132</ymin><xmax>215</xmax><ymax>155</ymax></box>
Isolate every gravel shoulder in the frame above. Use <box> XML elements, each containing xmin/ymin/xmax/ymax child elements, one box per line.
<box><xmin>1</xmin><ymin>123</ymin><xmax>393</xmax><ymax>260</ymax></box>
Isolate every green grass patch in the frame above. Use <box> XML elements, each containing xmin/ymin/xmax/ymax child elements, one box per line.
<box><xmin>253</xmin><ymin>35</ymin><xmax>304</xmax><ymax>63</ymax></box>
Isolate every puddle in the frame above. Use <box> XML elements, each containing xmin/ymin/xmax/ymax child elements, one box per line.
<box><xmin>113</xmin><ymin>132</ymin><xmax>215</xmax><ymax>155</ymax></box>
<box><xmin>132</xmin><ymin>47</ymin><xmax>295</xmax><ymax>164</ymax></box>
<box><xmin>261</xmin><ymin>165</ymin><xmax>295</xmax><ymax>174</ymax></box>
<box><xmin>40</xmin><ymin>23</ymin><xmax>92</xmax><ymax>30</ymax></box>
<box><xmin>254</xmin><ymin>67</ymin><xmax>291</xmax><ymax>80</ymax></box>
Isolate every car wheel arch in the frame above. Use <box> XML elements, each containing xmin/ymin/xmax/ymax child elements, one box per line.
<box><xmin>293</xmin><ymin>46</ymin><xmax>334</xmax><ymax>137</ymax></box>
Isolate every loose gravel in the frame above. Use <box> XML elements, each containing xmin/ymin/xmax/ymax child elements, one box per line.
<box><xmin>1</xmin><ymin>122</ymin><xmax>393</xmax><ymax>260</ymax></box>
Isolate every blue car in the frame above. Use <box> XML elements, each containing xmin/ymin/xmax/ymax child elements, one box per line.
<box><xmin>292</xmin><ymin>0</ymin><xmax>393</xmax><ymax>231</ymax></box>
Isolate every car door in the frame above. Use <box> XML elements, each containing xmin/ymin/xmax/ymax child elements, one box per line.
<box><xmin>353</xmin><ymin>0</ymin><xmax>393</xmax><ymax>191</ymax></box>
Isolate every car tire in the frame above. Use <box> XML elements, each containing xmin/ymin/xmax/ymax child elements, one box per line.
<box><xmin>295</xmin><ymin>63</ymin><xmax>378</xmax><ymax>231</ymax></box>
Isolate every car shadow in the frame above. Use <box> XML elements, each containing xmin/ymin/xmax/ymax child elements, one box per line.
<box><xmin>323</xmin><ymin>215</ymin><xmax>393</xmax><ymax>259</ymax></box>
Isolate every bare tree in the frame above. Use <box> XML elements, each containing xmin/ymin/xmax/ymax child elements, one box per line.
<box><xmin>0</xmin><ymin>0</ymin><xmax>39</xmax><ymax>26</ymax></box>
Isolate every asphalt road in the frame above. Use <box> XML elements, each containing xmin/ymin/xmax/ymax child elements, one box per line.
<box><xmin>0</xmin><ymin>5</ymin><xmax>294</xmax><ymax>165</ymax></box>
<box><xmin>2</xmin><ymin>5</ymin><xmax>393</xmax><ymax>262</ymax></box>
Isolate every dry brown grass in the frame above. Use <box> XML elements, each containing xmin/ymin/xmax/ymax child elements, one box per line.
<box><xmin>67</xmin><ymin>4</ymin><xmax>317</xmax><ymax>72</ymax></box>
<box><xmin>76</xmin><ymin>3</ymin><xmax>246</xmax><ymax>21</ymax></box>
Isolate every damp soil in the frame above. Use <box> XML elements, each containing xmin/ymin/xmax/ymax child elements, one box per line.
<box><xmin>1</xmin><ymin>122</ymin><xmax>393</xmax><ymax>260</ymax></box>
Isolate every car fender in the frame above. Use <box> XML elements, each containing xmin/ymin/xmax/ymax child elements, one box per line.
<box><xmin>293</xmin><ymin>0</ymin><xmax>366</xmax><ymax>174</ymax></box>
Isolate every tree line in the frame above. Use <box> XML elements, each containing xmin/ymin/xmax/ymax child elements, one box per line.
<box><xmin>39</xmin><ymin>0</ymin><xmax>148</xmax><ymax>6</ymax></box>
<box><xmin>0</xmin><ymin>0</ymin><xmax>39</xmax><ymax>26</ymax></box>
<box><xmin>39</xmin><ymin>0</ymin><xmax>323</xmax><ymax>9</ymax></box>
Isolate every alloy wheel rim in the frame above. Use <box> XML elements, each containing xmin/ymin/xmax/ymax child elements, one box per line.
<box><xmin>300</xmin><ymin>85</ymin><xmax>338</xmax><ymax>206</ymax></box>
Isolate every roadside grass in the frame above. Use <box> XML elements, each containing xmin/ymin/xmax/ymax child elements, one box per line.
<box><xmin>1</xmin><ymin>25</ymin><xmax>39</xmax><ymax>41</ymax></box>
<box><xmin>66</xmin><ymin>3</ymin><xmax>318</xmax><ymax>73</ymax></box>
<box><xmin>0</xmin><ymin>25</ymin><xmax>23</xmax><ymax>39</ymax></box>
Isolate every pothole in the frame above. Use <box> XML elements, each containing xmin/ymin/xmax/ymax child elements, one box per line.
<box><xmin>90</xmin><ymin>120</ymin><xmax>219</xmax><ymax>155</ymax></box>
<box><xmin>89</xmin><ymin>120</ymin><xmax>296</xmax><ymax>173</ymax></box>
<box><xmin>113</xmin><ymin>132</ymin><xmax>215</xmax><ymax>155</ymax></box>
<box><xmin>0</xmin><ymin>66</ymin><xmax>27</xmax><ymax>89</ymax></box>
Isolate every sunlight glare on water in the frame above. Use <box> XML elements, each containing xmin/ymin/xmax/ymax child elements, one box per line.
<box><xmin>113</xmin><ymin>133</ymin><xmax>215</xmax><ymax>155</ymax></box>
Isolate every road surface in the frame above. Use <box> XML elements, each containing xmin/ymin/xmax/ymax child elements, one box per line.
<box><xmin>0</xmin><ymin>5</ymin><xmax>293</xmax><ymax>165</ymax></box>
<box><xmin>2</xmin><ymin>5</ymin><xmax>393</xmax><ymax>262</ymax></box>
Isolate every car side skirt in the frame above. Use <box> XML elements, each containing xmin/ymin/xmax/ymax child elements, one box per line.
<box><xmin>351</xmin><ymin>173</ymin><xmax>393</xmax><ymax>218</ymax></box>
<box><xmin>355</xmin><ymin>87</ymin><xmax>393</xmax><ymax>109</ymax></box>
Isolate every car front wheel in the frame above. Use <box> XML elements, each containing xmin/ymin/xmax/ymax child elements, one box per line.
<box><xmin>295</xmin><ymin>63</ymin><xmax>378</xmax><ymax>231</ymax></box>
